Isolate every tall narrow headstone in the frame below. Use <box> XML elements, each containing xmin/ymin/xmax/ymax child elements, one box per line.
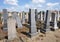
<box><xmin>51</xmin><ymin>12</ymin><xmax>58</xmax><ymax>30</ymax></box>
<box><xmin>22</xmin><ymin>11</ymin><xmax>25</xmax><ymax>24</ymax></box>
<box><xmin>50</xmin><ymin>13</ymin><xmax>52</xmax><ymax>21</ymax></box>
<box><xmin>35</xmin><ymin>9</ymin><xmax>38</xmax><ymax>21</ymax></box>
<box><xmin>42</xmin><ymin>11</ymin><xmax>45</xmax><ymax>21</ymax></box>
<box><xmin>12</xmin><ymin>12</ymin><xmax>22</xmax><ymax>28</ymax></box>
<box><xmin>38</xmin><ymin>13</ymin><xmax>40</xmax><ymax>21</ymax></box>
<box><xmin>41</xmin><ymin>11</ymin><xmax>43</xmax><ymax>21</ymax></box>
<box><xmin>54</xmin><ymin>12</ymin><xmax>58</xmax><ymax>29</ymax></box>
<box><xmin>3</xmin><ymin>9</ymin><xmax>8</xmax><ymax>31</ymax></box>
<box><xmin>28</xmin><ymin>9</ymin><xmax>31</xmax><ymax>24</ymax></box>
<box><xmin>44</xmin><ymin>11</ymin><xmax>46</xmax><ymax>21</ymax></box>
<box><xmin>19</xmin><ymin>12</ymin><xmax>22</xmax><ymax>21</ymax></box>
<box><xmin>57</xmin><ymin>11</ymin><xmax>59</xmax><ymax>21</ymax></box>
<box><xmin>44</xmin><ymin>10</ymin><xmax>51</xmax><ymax>32</ymax></box>
<box><xmin>8</xmin><ymin>16</ymin><xmax>17</xmax><ymax>40</ymax></box>
<box><xmin>29</xmin><ymin>9</ymin><xmax>38</xmax><ymax>37</ymax></box>
<box><xmin>25</xmin><ymin>12</ymin><xmax>29</xmax><ymax>22</ymax></box>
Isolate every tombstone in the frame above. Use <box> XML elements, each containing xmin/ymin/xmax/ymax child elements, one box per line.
<box><xmin>8</xmin><ymin>12</ymin><xmax>12</xmax><ymax>17</ymax></box>
<box><xmin>43</xmin><ymin>10</ymin><xmax>51</xmax><ymax>32</ymax></box>
<box><xmin>35</xmin><ymin>9</ymin><xmax>38</xmax><ymax>21</ymax></box>
<box><xmin>50</xmin><ymin>13</ymin><xmax>52</xmax><ymax>21</ymax></box>
<box><xmin>19</xmin><ymin>12</ymin><xmax>22</xmax><ymax>20</ymax></box>
<box><xmin>12</xmin><ymin>12</ymin><xmax>22</xmax><ymax>28</ymax></box>
<box><xmin>38</xmin><ymin>13</ymin><xmax>40</xmax><ymax>21</ymax></box>
<box><xmin>54</xmin><ymin>12</ymin><xmax>58</xmax><ymax>30</ymax></box>
<box><xmin>42</xmin><ymin>11</ymin><xmax>45</xmax><ymax>21</ymax></box>
<box><xmin>57</xmin><ymin>11</ymin><xmax>59</xmax><ymax>21</ymax></box>
<box><xmin>8</xmin><ymin>16</ymin><xmax>17</xmax><ymax>40</ymax></box>
<box><xmin>25</xmin><ymin>12</ymin><xmax>29</xmax><ymax>23</ymax></box>
<box><xmin>38</xmin><ymin>14</ymin><xmax>40</xmax><ymax>19</ymax></box>
<box><xmin>44</xmin><ymin>11</ymin><xmax>46</xmax><ymax>22</ymax></box>
<box><xmin>29</xmin><ymin>9</ymin><xmax>38</xmax><ymax>37</ymax></box>
<box><xmin>51</xmin><ymin>12</ymin><xmax>58</xmax><ymax>30</ymax></box>
<box><xmin>28</xmin><ymin>10</ymin><xmax>31</xmax><ymax>24</ymax></box>
<box><xmin>22</xmin><ymin>11</ymin><xmax>25</xmax><ymax>24</ymax></box>
<box><xmin>41</xmin><ymin>11</ymin><xmax>43</xmax><ymax>21</ymax></box>
<box><xmin>3</xmin><ymin>9</ymin><xmax>8</xmax><ymax>31</ymax></box>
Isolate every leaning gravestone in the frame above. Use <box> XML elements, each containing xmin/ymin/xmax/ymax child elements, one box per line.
<box><xmin>29</xmin><ymin>9</ymin><xmax>38</xmax><ymax>37</ymax></box>
<box><xmin>12</xmin><ymin>12</ymin><xmax>22</xmax><ymax>28</ymax></box>
<box><xmin>7</xmin><ymin>16</ymin><xmax>17</xmax><ymax>40</ymax></box>
<box><xmin>3</xmin><ymin>9</ymin><xmax>8</xmax><ymax>31</ymax></box>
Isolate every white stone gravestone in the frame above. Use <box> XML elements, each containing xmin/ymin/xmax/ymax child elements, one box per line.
<box><xmin>8</xmin><ymin>16</ymin><xmax>17</xmax><ymax>40</ymax></box>
<box><xmin>12</xmin><ymin>12</ymin><xmax>22</xmax><ymax>28</ymax></box>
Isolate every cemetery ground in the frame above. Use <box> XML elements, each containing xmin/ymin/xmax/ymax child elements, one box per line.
<box><xmin>0</xmin><ymin>21</ymin><xmax>60</xmax><ymax>42</ymax></box>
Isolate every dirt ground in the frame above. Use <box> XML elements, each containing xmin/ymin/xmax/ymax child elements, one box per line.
<box><xmin>0</xmin><ymin>25</ymin><xmax>60</xmax><ymax>42</ymax></box>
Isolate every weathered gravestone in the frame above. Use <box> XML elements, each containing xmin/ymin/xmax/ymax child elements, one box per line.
<box><xmin>8</xmin><ymin>16</ymin><xmax>17</xmax><ymax>40</ymax></box>
<box><xmin>41</xmin><ymin>10</ymin><xmax>51</xmax><ymax>33</ymax></box>
<box><xmin>12</xmin><ymin>12</ymin><xmax>22</xmax><ymax>28</ymax></box>
<box><xmin>51</xmin><ymin>12</ymin><xmax>58</xmax><ymax>30</ymax></box>
<box><xmin>35</xmin><ymin>9</ymin><xmax>38</xmax><ymax>21</ymax></box>
<box><xmin>29</xmin><ymin>9</ymin><xmax>38</xmax><ymax>37</ymax></box>
<box><xmin>3</xmin><ymin>9</ymin><xmax>8</xmax><ymax>31</ymax></box>
<box><xmin>54</xmin><ymin>12</ymin><xmax>58</xmax><ymax>30</ymax></box>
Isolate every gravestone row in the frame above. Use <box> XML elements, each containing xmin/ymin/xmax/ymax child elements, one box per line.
<box><xmin>2</xmin><ymin>9</ymin><xmax>59</xmax><ymax>40</ymax></box>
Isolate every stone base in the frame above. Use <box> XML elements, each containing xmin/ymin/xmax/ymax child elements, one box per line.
<box><xmin>40</xmin><ymin>28</ymin><xmax>50</xmax><ymax>34</ymax></box>
<box><xmin>3</xmin><ymin>28</ymin><xmax>7</xmax><ymax>32</ymax></box>
<box><xmin>8</xmin><ymin>36</ymin><xmax>18</xmax><ymax>41</ymax></box>
<box><xmin>29</xmin><ymin>32</ymin><xmax>38</xmax><ymax>38</ymax></box>
<box><xmin>54</xmin><ymin>27</ymin><xmax>58</xmax><ymax>30</ymax></box>
<box><xmin>50</xmin><ymin>27</ymin><xmax>58</xmax><ymax>31</ymax></box>
<box><xmin>46</xmin><ymin>29</ymin><xmax>51</xmax><ymax>32</ymax></box>
<box><xmin>8</xmin><ymin>37</ymin><xmax>21</xmax><ymax>42</ymax></box>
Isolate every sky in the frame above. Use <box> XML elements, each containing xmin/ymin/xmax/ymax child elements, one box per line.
<box><xmin>0</xmin><ymin>0</ymin><xmax>60</xmax><ymax>12</ymax></box>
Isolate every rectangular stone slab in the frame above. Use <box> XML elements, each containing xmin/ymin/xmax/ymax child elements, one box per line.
<box><xmin>3</xmin><ymin>9</ymin><xmax>8</xmax><ymax>31</ymax></box>
<box><xmin>12</xmin><ymin>12</ymin><xmax>22</xmax><ymax>28</ymax></box>
<box><xmin>8</xmin><ymin>17</ymin><xmax>17</xmax><ymax>40</ymax></box>
<box><xmin>22</xmin><ymin>11</ymin><xmax>25</xmax><ymax>24</ymax></box>
<box><xmin>44</xmin><ymin>10</ymin><xmax>51</xmax><ymax>32</ymax></box>
<box><xmin>29</xmin><ymin>9</ymin><xmax>38</xmax><ymax>37</ymax></box>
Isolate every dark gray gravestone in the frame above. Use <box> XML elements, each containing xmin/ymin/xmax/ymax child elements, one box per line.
<box><xmin>51</xmin><ymin>13</ymin><xmax>55</xmax><ymax>22</ymax></box>
<box><xmin>42</xmin><ymin>11</ymin><xmax>45</xmax><ymax>21</ymax></box>
<box><xmin>45</xmin><ymin>10</ymin><xmax>51</xmax><ymax>31</ymax></box>
<box><xmin>3</xmin><ymin>9</ymin><xmax>8</xmax><ymax>31</ymax></box>
<box><xmin>44</xmin><ymin>11</ymin><xmax>46</xmax><ymax>22</ymax></box>
<box><xmin>35</xmin><ymin>9</ymin><xmax>38</xmax><ymax>21</ymax></box>
<box><xmin>28</xmin><ymin>9</ymin><xmax>31</xmax><ymax>24</ymax></box>
<box><xmin>42</xmin><ymin>10</ymin><xmax>51</xmax><ymax>33</ymax></box>
<box><xmin>12</xmin><ymin>12</ymin><xmax>22</xmax><ymax>28</ymax></box>
<box><xmin>22</xmin><ymin>11</ymin><xmax>25</xmax><ymax>24</ymax></box>
<box><xmin>29</xmin><ymin>9</ymin><xmax>38</xmax><ymax>37</ymax></box>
